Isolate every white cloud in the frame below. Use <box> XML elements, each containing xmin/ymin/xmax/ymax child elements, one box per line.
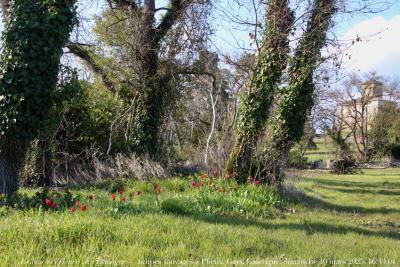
<box><xmin>340</xmin><ymin>15</ymin><xmax>400</xmax><ymax>77</ymax></box>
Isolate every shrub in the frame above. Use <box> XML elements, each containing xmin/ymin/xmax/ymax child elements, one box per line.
<box><xmin>330</xmin><ymin>157</ymin><xmax>355</xmax><ymax>174</ymax></box>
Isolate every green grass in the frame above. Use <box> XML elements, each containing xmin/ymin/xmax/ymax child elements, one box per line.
<box><xmin>304</xmin><ymin>135</ymin><xmax>336</xmax><ymax>165</ymax></box>
<box><xmin>1</xmin><ymin>169</ymin><xmax>399</xmax><ymax>266</ymax></box>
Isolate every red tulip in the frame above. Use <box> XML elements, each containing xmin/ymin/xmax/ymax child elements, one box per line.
<box><xmin>112</xmin><ymin>194</ymin><xmax>116</xmax><ymax>201</ymax></box>
<box><xmin>118</xmin><ymin>186</ymin><xmax>125</xmax><ymax>194</ymax></box>
<box><xmin>70</xmin><ymin>207</ymin><xmax>75</xmax><ymax>213</ymax></box>
<box><xmin>51</xmin><ymin>202</ymin><xmax>57</xmax><ymax>209</ymax></box>
<box><xmin>44</xmin><ymin>198</ymin><xmax>52</xmax><ymax>207</ymax></box>
<box><xmin>153</xmin><ymin>183</ymin><xmax>158</xmax><ymax>189</ymax></box>
<box><xmin>157</xmin><ymin>188</ymin><xmax>161</xmax><ymax>193</ymax></box>
<box><xmin>255</xmin><ymin>179</ymin><xmax>262</xmax><ymax>186</ymax></box>
<box><xmin>212</xmin><ymin>169</ymin><xmax>219</xmax><ymax>177</ymax></box>
<box><xmin>191</xmin><ymin>181</ymin><xmax>197</xmax><ymax>187</ymax></box>
<box><xmin>80</xmin><ymin>204</ymin><xmax>87</xmax><ymax>211</ymax></box>
<box><xmin>89</xmin><ymin>195</ymin><xmax>94</xmax><ymax>201</ymax></box>
<box><xmin>75</xmin><ymin>201</ymin><xmax>81</xmax><ymax>207</ymax></box>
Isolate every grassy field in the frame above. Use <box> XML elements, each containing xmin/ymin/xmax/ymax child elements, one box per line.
<box><xmin>0</xmin><ymin>169</ymin><xmax>399</xmax><ymax>266</ymax></box>
<box><xmin>304</xmin><ymin>135</ymin><xmax>337</xmax><ymax>166</ymax></box>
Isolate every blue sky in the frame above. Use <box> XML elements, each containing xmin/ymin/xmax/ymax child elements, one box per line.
<box><xmin>1</xmin><ymin>0</ymin><xmax>398</xmax><ymax>78</ymax></box>
<box><xmin>210</xmin><ymin>0</ymin><xmax>400</xmax><ymax>78</ymax></box>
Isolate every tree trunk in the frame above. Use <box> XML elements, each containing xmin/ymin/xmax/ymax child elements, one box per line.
<box><xmin>0</xmin><ymin>0</ymin><xmax>10</xmax><ymax>19</ymax></box>
<box><xmin>264</xmin><ymin>0</ymin><xmax>336</xmax><ymax>184</ymax></box>
<box><xmin>38</xmin><ymin>137</ymin><xmax>53</xmax><ymax>187</ymax></box>
<box><xmin>225</xmin><ymin>0</ymin><xmax>294</xmax><ymax>182</ymax></box>
<box><xmin>0</xmin><ymin>138</ymin><xmax>28</xmax><ymax>197</ymax></box>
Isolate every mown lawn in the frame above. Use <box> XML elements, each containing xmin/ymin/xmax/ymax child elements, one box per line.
<box><xmin>0</xmin><ymin>169</ymin><xmax>399</xmax><ymax>266</ymax></box>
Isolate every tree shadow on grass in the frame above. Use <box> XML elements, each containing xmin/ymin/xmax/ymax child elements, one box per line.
<box><xmin>316</xmin><ymin>185</ymin><xmax>400</xmax><ymax>196</ymax></box>
<box><xmin>282</xmin><ymin>186</ymin><xmax>400</xmax><ymax>215</ymax></box>
<box><xmin>312</xmin><ymin>178</ymin><xmax>400</xmax><ymax>189</ymax></box>
<box><xmin>190</xmin><ymin>214</ymin><xmax>400</xmax><ymax>241</ymax></box>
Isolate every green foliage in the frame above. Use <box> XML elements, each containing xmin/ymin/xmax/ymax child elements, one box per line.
<box><xmin>51</xmin><ymin>79</ymin><xmax>124</xmax><ymax>156</ymax></box>
<box><xmin>8</xmin><ymin>188</ymin><xmax>79</xmax><ymax>211</ymax></box>
<box><xmin>0</xmin><ymin>0</ymin><xmax>76</xmax><ymax>139</ymax></box>
<box><xmin>369</xmin><ymin>102</ymin><xmax>400</xmax><ymax>158</ymax></box>
<box><xmin>161</xmin><ymin>198</ymin><xmax>190</xmax><ymax>215</ymax></box>
<box><xmin>288</xmin><ymin>150</ymin><xmax>308</xmax><ymax>168</ymax></box>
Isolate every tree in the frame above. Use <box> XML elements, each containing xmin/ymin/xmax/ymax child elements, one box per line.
<box><xmin>314</xmin><ymin>73</ymin><xmax>400</xmax><ymax>163</ymax></box>
<box><xmin>0</xmin><ymin>0</ymin><xmax>76</xmax><ymax>197</ymax></box>
<box><xmin>263</xmin><ymin>0</ymin><xmax>336</xmax><ymax>184</ymax></box>
<box><xmin>226</xmin><ymin>0</ymin><xmax>336</xmax><ymax>184</ymax></box>
<box><xmin>67</xmin><ymin>0</ymin><xmax>210</xmax><ymax>158</ymax></box>
<box><xmin>370</xmin><ymin>102</ymin><xmax>400</xmax><ymax>159</ymax></box>
<box><xmin>225</xmin><ymin>0</ymin><xmax>294</xmax><ymax>183</ymax></box>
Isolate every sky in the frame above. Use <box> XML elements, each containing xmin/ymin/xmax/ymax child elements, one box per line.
<box><xmin>211</xmin><ymin>0</ymin><xmax>400</xmax><ymax>78</ymax></box>
<box><xmin>337</xmin><ymin>7</ymin><xmax>400</xmax><ymax>77</ymax></box>
<box><xmin>1</xmin><ymin>0</ymin><xmax>399</xmax><ymax>78</ymax></box>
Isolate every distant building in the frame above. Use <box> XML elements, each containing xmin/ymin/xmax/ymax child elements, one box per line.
<box><xmin>338</xmin><ymin>79</ymin><xmax>386</xmax><ymax>130</ymax></box>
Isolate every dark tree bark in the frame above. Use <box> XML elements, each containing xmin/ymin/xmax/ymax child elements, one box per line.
<box><xmin>0</xmin><ymin>139</ymin><xmax>28</xmax><ymax>198</ymax></box>
<box><xmin>37</xmin><ymin>137</ymin><xmax>53</xmax><ymax>187</ymax></box>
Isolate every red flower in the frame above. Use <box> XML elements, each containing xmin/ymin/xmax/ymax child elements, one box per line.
<box><xmin>118</xmin><ymin>186</ymin><xmax>125</xmax><ymax>194</ymax></box>
<box><xmin>135</xmin><ymin>191</ymin><xmax>142</xmax><ymax>196</ymax></box>
<box><xmin>255</xmin><ymin>179</ymin><xmax>262</xmax><ymax>186</ymax></box>
<box><xmin>212</xmin><ymin>169</ymin><xmax>219</xmax><ymax>177</ymax></box>
<box><xmin>51</xmin><ymin>202</ymin><xmax>57</xmax><ymax>209</ymax></box>
<box><xmin>112</xmin><ymin>194</ymin><xmax>116</xmax><ymax>201</ymax></box>
<box><xmin>200</xmin><ymin>181</ymin><xmax>205</xmax><ymax>186</ymax></box>
<box><xmin>75</xmin><ymin>201</ymin><xmax>81</xmax><ymax>207</ymax></box>
<box><xmin>70</xmin><ymin>207</ymin><xmax>75</xmax><ymax>213</ymax></box>
<box><xmin>80</xmin><ymin>204</ymin><xmax>87</xmax><ymax>211</ymax></box>
<box><xmin>157</xmin><ymin>188</ymin><xmax>161</xmax><ymax>193</ymax></box>
<box><xmin>120</xmin><ymin>197</ymin><xmax>126</xmax><ymax>203</ymax></box>
<box><xmin>89</xmin><ymin>195</ymin><xmax>94</xmax><ymax>201</ymax></box>
<box><xmin>191</xmin><ymin>181</ymin><xmax>197</xmax><ymax>187</ymax></box>
<box><xmin>153</xmin><ymin>183</ymin><xmax>158</xmax><ymax>189</ymax></box>
<box><xmin>44</xmin><ymin>198</ymin><xmax>52</xmax><ymax>207</ymax></box>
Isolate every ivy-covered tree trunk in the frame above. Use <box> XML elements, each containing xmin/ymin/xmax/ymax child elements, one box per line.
<box><xmin>264</xmin><ymin>0</ymin><xmax>336</xmax><ymax>185</ymax></box>
<box><xmin>0</xmin><ymin>0</ymin><xmax>75</xmax><ymax>197</ymax></box>
<box><xmin>225</xmin><ymin>0</ymin><xmax>294</xmax><ymax>183</ymax></box>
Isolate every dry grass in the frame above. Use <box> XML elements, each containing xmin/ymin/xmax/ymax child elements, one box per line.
<box><xmin>54</xmin><ymin>154</ymin><xmax>169</xmax><ymax>185</ymax></box>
